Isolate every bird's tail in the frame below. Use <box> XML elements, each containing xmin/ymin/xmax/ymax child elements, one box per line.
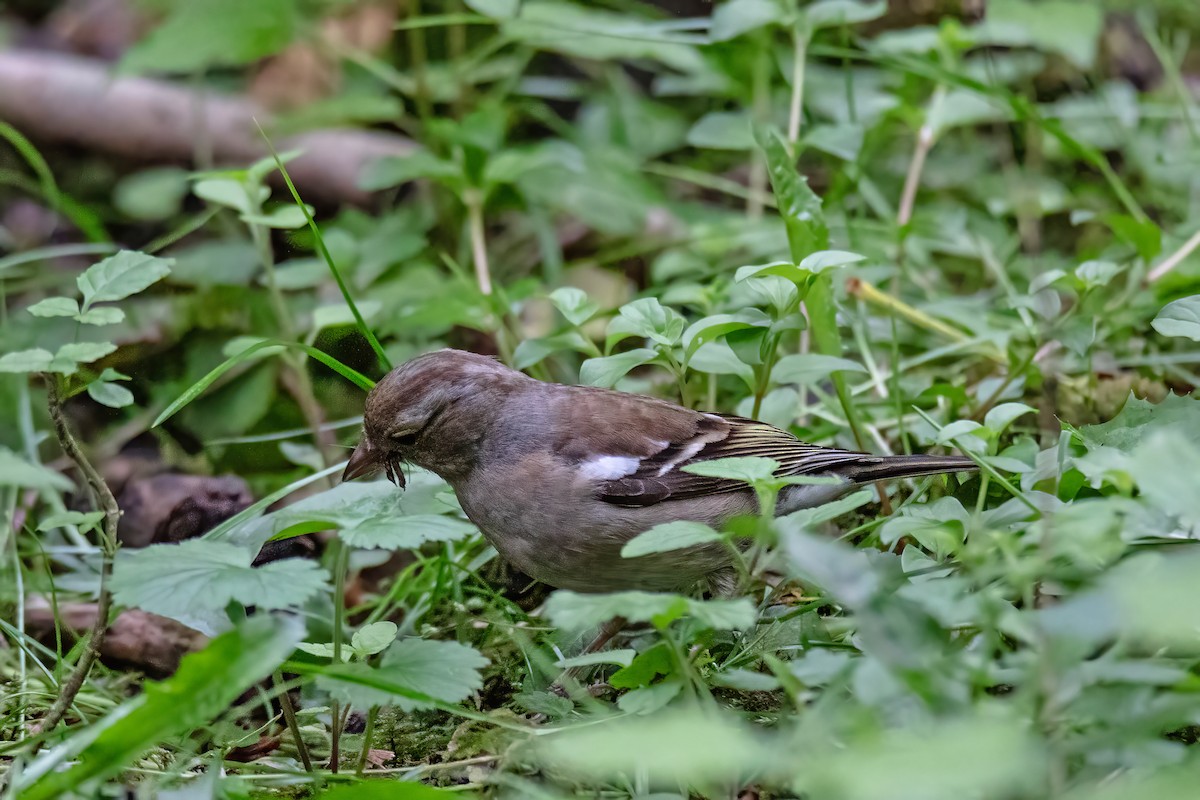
<box><xmin>839</xmin><ymin>453</ymin><xmax>977</xmax><ymax>484</ymax></box>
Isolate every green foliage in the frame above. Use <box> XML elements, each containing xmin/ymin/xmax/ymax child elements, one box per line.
<box><xmin>6</xmin><ymin>0</ymin><xmax>1200</xmax><ymax>796</ymax></box>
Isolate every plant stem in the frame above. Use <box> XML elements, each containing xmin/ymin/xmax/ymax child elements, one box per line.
<box><xmin>355</xmin><ymin>706</ymin><xmax>379</xmax><ymax>776</ymax></box>
<box><xmin>747</xmin><ymin>39</ymin><xmax>771</xmax><ymax>220</ymax></box>
<box><xmin>897</xmin><ymin>85</ymin><xmax>945</xmax><ymax>228</ymax></box>
<box><xmin>33</xmin><ymin>376</ymin><xmax>119</xmax><ymax>734</ymax></box>
<box><xmin>329</xmin><ymin>540</ymin><xmax>350</xmax><ymax>773</ymax></box>
<box><xmin>275</xmin><ymin>671</ymin><xmax>313</xmax><ymax>772</ymax></box>
<box><xmin>786</xmin><ymin>27</ymin><xmax>808</xmax><ymax>144</ymax></box>
<box><xmin>1146</xmin><ymin>227</ymin><xmax>1200</xmax><ymax>284</ymax></box>
<box><xmin>464</xmin><ymin>189</ymin><xmax>493</xmax><ymax>296</ymax></box>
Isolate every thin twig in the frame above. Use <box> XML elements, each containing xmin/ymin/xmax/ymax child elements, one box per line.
<box><xmin>32</xmin><ymin>376</ymin><xmax>120</xmax><ymax>734</ymax></box>
<box><xmin>897</xmin><ymin>85</ymin><xmax>946</xmax><ymax>228</ymax></box>
<box><xmin>464</xmin><ymin>189</ymin><xmax>493</xmax><ymax>296</ymax></box>
<box><xmin>1146</xmin><ymin>228</ymin><xmax>1200</xmax><ymax>284</ymax></box>
<box><xmin>275</xmin><ymin>671</ymin><xmax>313</xmax><ymax>772</ymax></box>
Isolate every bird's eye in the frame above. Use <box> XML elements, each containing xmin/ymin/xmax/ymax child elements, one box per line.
<box><xmin>391</xmin><ymin>431</ymin><xmax>419</xmax><ymax>446</ymax></box>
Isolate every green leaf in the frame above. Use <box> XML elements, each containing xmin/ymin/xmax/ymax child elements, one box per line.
<box><xmin>0</xmin><ymin>349</ymin><xmax>55</xmax><ymax>373</ymax></box>
<box><xmin>110</xmin><ymin>539</ymin><xmax>330</xmax><ymax>628</ymax></box>
<box><xmin>983</xmin><ymin>402</ymin><xmax>1035</xmax><ymax>434</ymax></box>
<box><xmin>465</xmin><ymin>0</ymin><xmax>518</xmax><ymax>18</ymax></box>
<box><xmin>27</xmin><ymin>296</ymin><xmax>78</xmax><ymax>317</ymax></box>
<box><xmin>87</xmin><ymin>380</ymin><xmax>135</xmax><ymax>409</ymax></box>
<box><xmin>55</xmin><ymin>341</ymin><xmax>117</xmax><ymax>366</ymax></box>
<box><xmin>579</xmin><ymin>348</ymin><xmax>659</xmax><ymax>388</ymax></box>
<box><xmin>240</xmin><ymin>205</ymin><xmax>312</xmax><ymax>229</ymax></box>
<box><xmin>682</xmin><ymin>310</ymin><xmax>772</xmax><ymax>358</ymax></box>
<box><xmin>0</xmin><ymin>449</ymin><xmax>74</xmax><ymax>492</ymax></box>
<box><xmin>1075</xmin><ymin>259</ymin><xmax>1122</xmax><ymax>289</ymax></box>
<box><xmin>622</xmin><ymin>521</ymin><xmax>723</xmax><ymax>558</ymax></box>
<box><xmin>318</xmin><ymin>638</ymin><xmax>488</xmax><ymax>712</ymax></box>
<box><xmin>75</xmin><ymin>306</ymin><xmax>125</xmax><ymax>326</ymax></box>
<box><xmin>76</xmin><ymin>250</ymin><xmax>172</xmax><ymax>309</ymax></box>
<box><xmin>709</xmin><ymin>0</ymin><xmax>784</xmax><ymax>41</ymax></box>
<box><xmin>686</xmin><ymin>111</ymin><xmax>755</xmax><ymax>150</ymax></box>
<box><xmin>682</xmin><ymin>456</ymin><xmax>780</xmax><ymax>484</ymax></box>
<box><xmin>688</xmin><ymin>341</ymin><xmax>755</xmax><ymax>390</ymax></box>
<box><xmin>556</xmin><ymin>649</ymin><xmax>637</xmax><ymax>669</ymax></box>
<box><xmin>772</xmin><ymin>354</ymin><xmax>866</xmax><ymax>385</ymax></box>
<box><xmin>534</xmin><ymin>709</ymin><xmax>769</xmax><ymax>785</ymax></box>
<box><xmin>37</xmin><ymin>510</ymin><xmax>105</xmax><ymax>532</ymax></box>
<box><xmin>513</xmin><ymin>330</ymin><xmax>595</xmax><ymax>370</ymax></box>
<box><xmin>121</xmin><ymin>0</ymin><xmax>299</xmax><ymax>74</ymax></box>
<box><xmin>17</xmin><ymin>616</ymin><xmax>303</xmax><ymax>800</ymax></box>
<box><xmin>608</xmin><ymin>297</ymin><xmax>686</xmax><ymax>348</ymax></box>
<box><xmin>549</xmin><ymin>286</ymin><xmax>599</xmax><ymax>327</ymax></box>
<box><xmin>314</xmin><ymin>781</ymin><xmax>465</xmax><ymax>800</ymax></box>
<box><xmin>617</xmin><ymin>680</ymin><xmax>683</xmax><ymax>715</ymax></box>
<box><xmin>806</xmin><ymin>0</ymin><xmax>886</xmax><ymax>28</ymax></box>
<box><xmin>1153</xmin><ymin>296</ymin><xmax>1200</xmax><ymax>342</ymax></box>
<box><xmin>352</xmin><ymin>621</ymin><xmax>399</xmax><ymax>657</ymax></box>
<box><xmin>544</xmin><ymin>591</ymin><xmax>757</xmax><ymax>632</ymax></box>
<box><xmin>253</xmin><ymin>479</ymin><xmax>474</xmax><ymax>552</ymax></box>
<box><xmin>1127</xmin><ymin>429</ymin><xmax>1200</xmax><ymax>530</ymax></box>
<box><xmin>359</xmin><ymin>150</ymin><xmax>462</xmax><ymax>191</ymax></box>
<box><xmin>758</xmin><ymin>127</ymin><xmax>829</xmax><ymax>254</ymax></box>
<box><xmin>193</xmin><ymin>178</ymin><xmax>267</xmax><ymax>215</ymax></box>
<box><xmin>798</xmin><ymin>250</ymin><xmax>865</xmax><ymax>273</ymax></box>
<box><xmin>1079</xmin><ymin>393</ymin><xmax>1200</xmax><ymax>455</ymax></box>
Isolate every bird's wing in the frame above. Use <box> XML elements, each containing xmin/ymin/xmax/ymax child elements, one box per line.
<box><xmin>592</xmin><ymin>413</ymin><xmax>876</xmax><ymax>507</ymax></box>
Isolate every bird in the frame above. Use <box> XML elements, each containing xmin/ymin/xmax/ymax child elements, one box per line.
<box><xmin>342</xmin><ymin>348</ymin><xmax>977</xmax><ymax>594</ymax></box>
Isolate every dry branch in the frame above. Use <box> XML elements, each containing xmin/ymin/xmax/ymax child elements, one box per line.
<box><xmin>0</xmin><ymin>49</ymin><xmax>412</xmax><ymax>205</ymax></box>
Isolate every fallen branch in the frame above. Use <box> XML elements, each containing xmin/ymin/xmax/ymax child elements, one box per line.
<box><xmin>0</xmin><ymin>49</ymin><xmax>412</xmax><ymax>205</ymax></box>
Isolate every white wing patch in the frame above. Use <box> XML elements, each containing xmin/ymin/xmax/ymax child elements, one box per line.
<box><xmin>579</xmin><ymin>455</ymin><xmax>642</xmax><ymax>481</ymax></box>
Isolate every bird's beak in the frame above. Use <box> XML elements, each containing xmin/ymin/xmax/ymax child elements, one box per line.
<box><xmin>342</xmin><ymin>440</ymin><xmax>380</xmax><ymax>482</ymax></box>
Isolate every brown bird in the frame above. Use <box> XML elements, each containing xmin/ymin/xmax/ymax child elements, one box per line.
<box><xmin>343</xmin><ymin>349</ymin><xmax>976</xmax><ymax>593</ymax></box>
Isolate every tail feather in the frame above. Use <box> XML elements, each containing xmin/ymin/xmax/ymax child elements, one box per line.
<box><xmin>838</xmin><ymin>454</ymin><xmax>977</xmax><ymax>484</ymax></box>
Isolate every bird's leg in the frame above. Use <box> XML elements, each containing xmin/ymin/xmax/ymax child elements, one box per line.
<box><xmin>551</xmin><ymin>616</ymin><xmax>629</xmax><ymax>697</ymax></box>
<box><xmin>582</xmin><ymin>615</ymin><xmax>628</xmax><ymax>655</ymax></box>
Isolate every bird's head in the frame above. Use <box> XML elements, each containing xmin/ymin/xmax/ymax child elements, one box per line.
<box><xmin>342</xmin><ymin>349</ymin><xmax>517</xmax><ymax>486</ymax></box>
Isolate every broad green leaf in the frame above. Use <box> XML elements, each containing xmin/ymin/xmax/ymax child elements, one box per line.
<box><xmin>682</xmin><ymin>310</ymin><xmax>772</xmax><ymax>358</ymax></box>
<box><xmin>579</xmin><ymin>348</ymin><xmax>659</xmax><ymax>388</ymax></box>
<box><xmin>111</xmin><ymin>539</ymin><xmax>330</xmax><ymax>627</ymax></box>
<box><xmin>617</xmin><ymin>680</ymin><xmax>683</xmax><ymax>715</ymax></box>
<box><xmin>76</xmin><ymin>250</ymin><xmax>172</xmax><ymax>309</ymax></box>
<box><xmin>780</xmin><ymin>489</ymin><xmax>873</xmax><ymax>531</ymax></box>
<box><xmin>686</xmin><ymin>111</ymin><xmax>755</xmax><ymax>150</ymax></box>
<box><xmin>310</xmin><ymin>299</ymin><xmax>382</xmax><ymax>332</ymax></box>
<box><xmin>805</xmin><ymin>123</ymin><xmax>864</xmax><ymax>161</ymax></box>
<box><xmin>798</xmin><ymin>250</ymin><xmax>865</xmax><ymax>273</ymax></box>
<box><xmin>0</xmin><ymin>348</ymin><xmax>55</xmax><ymax>373</ymax></box>
<box><xmin>87</xmin><ymin>380</ymin><xmax>134</xmax><ymax>408</ymax></box>
<box><xmin>55</xmin><ymin>341</ymin><xmax>117</xmax><ymax>366</ymax></box>
<box><xmin>535</xmin><ymin>709</ymin><xmax>769</xmax><ymax>784</ymax></box>
<box><xmin>240</xmin><ymin>205</ymin><xmax>312</xmax><ymax>229</ymax></box>
<box><xmin>314</xmin><ymin>781</ymin><xmax>465</xmax><ymax>799</ymax></box>
<box><xmin>621</xmin><ymin>521</ymin><xmax>723</xmax><ymax>558</ymax></box>
<box><xmin>1075</xmin><ymin>259</ymin><xmax>1122</xmax><ymax>289</ymax></box>
<box><xmin>549</xmin><ymin>286</ymin><xmax>599</xmax><ymax>327</ymax></box>
<box><xmin>22</xmin><ymin>618</ymin><xmax>303</xmax><ymax>799</ymax></box>
<box><xmin>983</xmin><ymin>402</ymin><xmax>1035</xmax><ymax>434</ymax></box>
<box><xmin>682</xmin><ymin>456</ymin><xmax>780</xmax><ymax>484</ymax></box>
<box><xmin>121</xmin><ymin>0</ymin><xmax>299</xmax><ymax>73</ymax></box>
<box><xmin>1079</xmin><ymin>393</ymin><xmax>1200</xmax><ymax>455</ymax></box>
<box><xmin>465</xmin><ymin>0</ymin><xmax>519</xmax><ymax>18</ymax></box>
<box><xmin>359</xmin><ymin>150</ymin><xmax>462</xmax><ymax>191</ymax></box>
<box><xmin>341</xmin><ymin>512</ymin><xmax>477</xmax><ymax>550</ymax></box>
<box><xmin>974</xmin><ymin>0</ymin><xmax>1103</xmax><ymax>69</ymax></box>
<box><xmin>76</xmin><ymin>307</ymin><xmax>125</xmax><ymax>326</ymax></box>
<box><xmin>318</xmin><ymin>638</ymin><xmax>488</xmax><ymax>712</ymax></box>
<box><xmin>1127</xmin><ymin>429</ymin><xmax>1200</xmax><ymax>530</ymax></box>
<box><xmin>0</xmin><ymin>449</ymin><xmax>74</xmax><ymax>492</ymax></box>
<box><xmin>193</xmin><ymin>178</ymin><xmax>266</xmax><ymax>215</ymax></box>
<box><xmin>806</xmin><ymin>0</ymin><xmax>886</xmax><ymax>28</ymax></box>
<box><xmin>352</xmin><ymin>621</ymin><xmax>399</xmax><ymax>657</ymax></box>
<box><xmin>27</xmin><ymin>296</ymin><xmax>78</xmax><ymax>317</ymax></box>
<box><xmin>544</xmin><ymin>590</ymin><xmax>757</xmax><ymax>632</ymax></box>
<box><xmin>608</xmin><ymin>297</ymin><xmax>686</xmax><ymax>348</ymax></box>
<box><xmin>1153</xmin><ymin>296</ymin><xmax>1200</xmax><ymax>342</ymax></box>
<box><xmin>772</xmin><ymin>353</ymin><xmax>866</xmax><ymax>385</ymax></box>
<box><xmin>709</xmin><ymin>0</ymin><xmax>784</xmax><ymax>41</ymax></box>
<box><xmin>758</xmin><ymin>127</ymin><xmax>829</xmax><ymax>254</ymax></box>
<box><xmin>688</xmin><ymin>341</ymin><xmax>755</xmax><ymax>390</ymax></box>
<box><xmin>513</xmin><ymin>330</ymin><xmax>595</xmax><ymax>370</ymax></box>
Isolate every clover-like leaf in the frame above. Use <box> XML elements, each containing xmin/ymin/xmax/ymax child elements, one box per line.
<box><xmin>110</xmin><ymin>539</ymin><xmax>330</xmax><ymax>627</ymax></box>
<box><xmin>544</xmin><ymin>590</ymin><xmax>756</xmax><ymax>632</ymax></box>
<box><xmin>318</xmin><ymin>638</ymin><xmax>489</xmax><ymax>712</ymax></box>
<box><xmin>0</xmin><ymin>349</ymin><xmax>55</xmax><ymax>374</ymax></box>
<box><xmin>550</xmin><ymin>286</ymin><xmax>599</xmax><ymax>327</ymax></box>
<box><xmin>772</xmin><ymin>353</ymin><xmax>866</xmax><ymax>385</ymax></box>
<box><xmin>352</xmin><ymin>621</ymin><xmax>399</xmax><ymax>657</ymax></box>
<box><xmin>579</xmin><ymin>348</ymin><xmax>659</xmax><ymax>388</ymax></box>
<box><xmin>682</xmin><ymin>456</ymin><xmax>780</xmax><ymax>484</ymax></box>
